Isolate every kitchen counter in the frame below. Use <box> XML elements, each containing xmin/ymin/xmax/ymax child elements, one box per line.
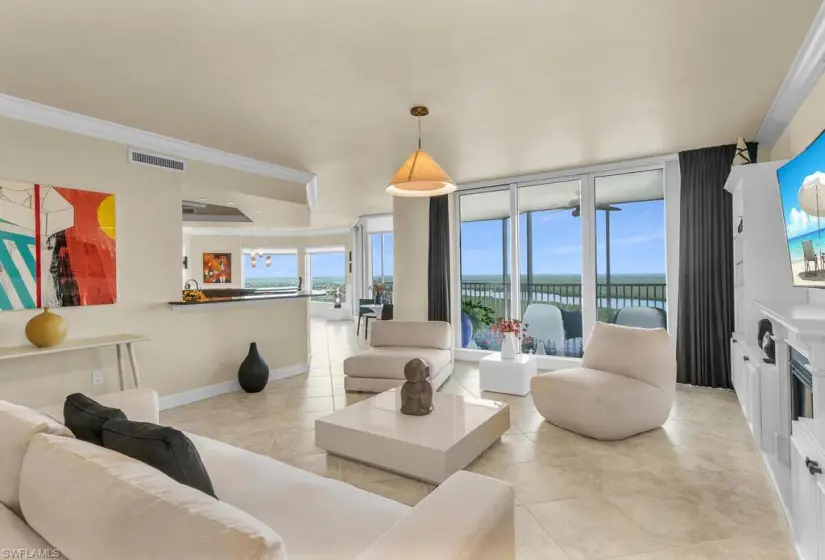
<box><xmin>169</xmin><ymin>290</ymin><xmax>322</xmax><ymax>309</ymax></box>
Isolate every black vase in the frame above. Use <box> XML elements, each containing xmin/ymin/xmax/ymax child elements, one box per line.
<box><xmin>238</xmin><ymin>342</ymin><xmax>269</xmax><ymax>393</ymax></box>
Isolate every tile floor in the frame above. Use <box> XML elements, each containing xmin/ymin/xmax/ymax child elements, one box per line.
<box><xmin>161</xmin><ymin>319</ymin><xmax>797</xmax><ymax>560</ymax></box>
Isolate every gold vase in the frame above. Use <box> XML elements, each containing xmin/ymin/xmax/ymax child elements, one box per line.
<box><xmin>25</xmin><ymin>308</ymin><xmax>68</xmax><ymax>348</ymax></box>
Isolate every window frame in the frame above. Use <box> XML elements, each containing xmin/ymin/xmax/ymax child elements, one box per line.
<box><xmin>452</xmin><ymin>154</ymin><xmax>678</xmax><ymax>366</ymax></box>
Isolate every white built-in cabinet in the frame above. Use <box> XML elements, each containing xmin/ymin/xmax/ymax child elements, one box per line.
<box><xmin>791</xmin><ymin>421</ymin><xmax>825</xmax><ymax>560</ymax></box>
<box><xmin>819</xmin><ymin>480</ymin><xmax>825</xmax><ymax>560</ymax></box>
<box><xmin>725</xmin><ymin>161</ymin><xmax>825</xmax><ymax>560</ymax></box>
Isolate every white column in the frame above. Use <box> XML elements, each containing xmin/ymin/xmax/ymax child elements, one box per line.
<box><xmin>393</xmin><ymin>197</ymin><xmax>430</xmax><ymax>321</ymax></box>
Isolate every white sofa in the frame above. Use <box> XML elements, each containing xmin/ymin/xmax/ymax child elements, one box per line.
<box><xmin>531</xmin><ymin>322</ymin><xmax>676</xmax><ymax>440</ymax></box>
<box><xmin>344</xmin><ymin>320</ymin><xmax>453</xmax><ymax>393</ymax></box>
<box><xmin>0</xmin><ymin>389</ymin><xmax>514</xmax><ymax>560</ymax></box>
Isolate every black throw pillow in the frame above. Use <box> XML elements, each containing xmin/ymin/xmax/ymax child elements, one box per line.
<box><xmin>64</xmin><ymin>393</ymin><xmax>127</xmax><ymax>445</ymax></box>
<box><xmin>101</xmin><ymin>419</ymin><xmax>216</xmax><ymax>498</ymax></box>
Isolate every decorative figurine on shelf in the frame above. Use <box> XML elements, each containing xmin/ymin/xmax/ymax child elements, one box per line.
<box><xmin>763</xmin><ymin>332</ymin><xmax>776</xmax><ymax>364</ymax></box>
<box><xmin>401</xmin><ymin>358</ymin><xmax>433</xmax><ymax>416</ymax></box>
<box><xmin>297</xmin><ymin>276</ymin><xmax>303</xmax><ymax>291</ymax></box>
<box><xmin>333</xmin><ymin>286</ymin><xmax>342</xmax><ymax>309</ymax></box>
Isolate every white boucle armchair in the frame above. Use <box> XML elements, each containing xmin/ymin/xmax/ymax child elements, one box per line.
<box><xmin>531</xmin><ymin>322</ymin><xmax>676</xmax><ymax>440</ymax></box>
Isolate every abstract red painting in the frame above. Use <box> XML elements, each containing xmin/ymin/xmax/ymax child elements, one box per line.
<box><xmin>203</xmin><ymin>253</ymin><xmax>231</xmax><ymax>284</ymax></box>
<box><xmin>0</xmin><ymin>180</ymin><xmax>116</xmax><ymax>310</ymax></box>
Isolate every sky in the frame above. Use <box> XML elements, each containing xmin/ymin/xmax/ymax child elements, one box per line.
<box><xmin>777</xmin><ymin>130</ymin><xmax>825</xmax><ymax>241</ymax></box>
<box><xmin>242</xmin><ymin>251</ymin><xmax>346</xmax><ymax>280</ymax></box>
<box><xmin>371</xmin><ymin>232</ymin><xmax>394</xmax><ymax>281</ymax></box>
<box><xmin>460</xmin><ymin>200</ymin><xmax>666</xmax><ymax>277</ymax></box>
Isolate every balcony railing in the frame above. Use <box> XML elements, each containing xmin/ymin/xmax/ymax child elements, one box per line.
<box><xmin>460</xmin><ymin>281</ymin><xmax>667</xmax><ymax>354</ymax></box>
<box><xmin>461</xmin><ymin>281</ymin><xmax>666</xmax><ymax>317</ymax></box>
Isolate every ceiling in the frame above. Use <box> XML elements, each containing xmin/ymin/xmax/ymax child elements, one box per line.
<box><xmin>0</xmin><ymin>1</ymin><xmax>818</xmax><ymax>226</ymax></box>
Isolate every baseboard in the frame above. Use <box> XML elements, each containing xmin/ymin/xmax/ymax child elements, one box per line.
<box><xmin>158</xmin><ymin>362</ymin><xmax>309</xmax><ymax>410</ymax></box>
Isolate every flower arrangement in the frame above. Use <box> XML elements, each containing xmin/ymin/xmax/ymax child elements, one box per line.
<box><xmin>373</xmin><ymin>283</ymin><xmax>386</xmax><ymax>295</ymax></box>
<box><xmin>491</xmin><ymin>318</ymin><xmax>522</xmax><ymax>335</ymax></box>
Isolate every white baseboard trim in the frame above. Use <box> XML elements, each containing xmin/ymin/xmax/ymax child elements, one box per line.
<box><xmin>159</xmin><ymin>362</ymin><xmax>309</xmax><ymax>410</ymax></box>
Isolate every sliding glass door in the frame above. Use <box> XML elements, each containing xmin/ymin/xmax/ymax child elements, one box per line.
<box><xmin>593</xmin><ymin>170</ymin><xmax>666</xmax><ymax>327</ymax></box>
<box><xmin>458</xmin><ymin>189</ymin><xmax>511</xmax><ymax>350</ymax></box>
<box><xmin>518</xmin><ymin>179</ymin><xmax>583</xmax><ymax>357</ymax></box>
<box><xmin>455</xmin><ymin>162</ymin><xmax>669</xmax><ymax>359</ymax></box>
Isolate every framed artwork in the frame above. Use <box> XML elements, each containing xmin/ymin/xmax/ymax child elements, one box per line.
<box><xmin>203</xmin><ymin>253</ymin><xmax>232</xmax><ymax>284</ymax></box>
<box><xmin>0</xmin><ymin>180</ymin><xmax>116</xmax><ymax>310</ymax></box>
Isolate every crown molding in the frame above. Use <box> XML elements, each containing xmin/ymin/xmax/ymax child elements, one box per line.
<box><xmin>183</xmin><ymin>225</ymin><xmax>350</xmax><ymax>238</ymax></box>
<box><xmin>0</xmin><ymin>93</ymin><xmax>316</xmax><ymax>185</ymax></box>
<box><xmin>757</xmin><ymin>2</ymin><xmax>825</xmax><ymax>148</ymax></box>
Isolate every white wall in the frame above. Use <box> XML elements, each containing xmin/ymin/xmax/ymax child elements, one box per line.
<box><xmin>392</xmin><ymin>197</ymin><xmax>430</xmax><ymax>321</ymax></box>
<box><xmin>364</xmin><ymin>214</ymin><xmax>393</xmax><ymax>233</ymax></box>
<box><xmin>0</xmin><ymin>117</ymin><xmax>308</xmax><ymax>408</ymax></box>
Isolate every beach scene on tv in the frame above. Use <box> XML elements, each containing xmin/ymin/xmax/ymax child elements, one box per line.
<box><xmin>778</xmin><ymin>130</ymin><xmax>825</xmax><ymax>287</ymax></box>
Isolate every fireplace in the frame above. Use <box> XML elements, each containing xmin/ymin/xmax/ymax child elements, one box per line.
<box><xmin>790</xmin><ymin>348</ymin><xmax>815</xmax><ymax>420</ymax></box>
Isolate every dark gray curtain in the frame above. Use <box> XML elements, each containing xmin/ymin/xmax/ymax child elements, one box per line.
<box><xmin>677</xmin><ymin>144</ymin><xmax>743</xmax><ymax>388</ymax></box>
<box><xmin>428</xmin><ymin>195</ymin><xmax>451</xmax><ymax>322</ymax></box>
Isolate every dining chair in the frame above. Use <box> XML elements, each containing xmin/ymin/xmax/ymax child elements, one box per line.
<box><xmin>357</xmin><ymin>298</ymin><xmax>377</xmax><ymax>338</ymax></box>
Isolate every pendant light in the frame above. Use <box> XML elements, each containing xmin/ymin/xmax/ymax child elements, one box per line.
<box><xmin>386</xmin><ymin>106</ymin><xmax>456</xmax><ymax>197</ymax></box>
<box><xmin>265</xmin><ymin>254</ymin><xmax>272</xmax><ymax>267</ymax></box>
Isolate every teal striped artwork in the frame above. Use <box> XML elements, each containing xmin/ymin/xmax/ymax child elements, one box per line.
<box><xmin>0</xmin><ymin>230</ymin><xmax>37</xmax><ymax>310</ymax></box>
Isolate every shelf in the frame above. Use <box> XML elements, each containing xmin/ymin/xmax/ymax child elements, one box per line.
<box><xmin>0</xmin><ymin>334</ymin><xmax>149</xmax><ymax>361</ymax></box>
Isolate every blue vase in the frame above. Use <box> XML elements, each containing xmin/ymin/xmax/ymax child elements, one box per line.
<box><xmin>460</xmin><ymin>313</ymin><xmax>473</xmax><ymax>348</ymax></box>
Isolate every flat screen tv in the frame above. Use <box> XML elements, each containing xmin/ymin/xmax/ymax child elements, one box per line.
<box><xmin>778</xmin><ymin>129</ymin><xmax>825</xmax><ymax>287</ymax></box>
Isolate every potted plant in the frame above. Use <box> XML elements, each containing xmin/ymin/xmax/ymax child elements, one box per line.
<box><xmin>460</xmin><ymin>301</ymin><xmax>495</xmax><ymax>348</ymax></box>
<box><xmin>491</xmin><ymin>318</ymin><xmax>524</xmax><ymax>359</ymax></box>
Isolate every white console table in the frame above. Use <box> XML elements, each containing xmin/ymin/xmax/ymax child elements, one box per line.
<box><xmin>0</xmin><ymin>334</ymin><xmax>149</xmax><ymax>391</ymax></box>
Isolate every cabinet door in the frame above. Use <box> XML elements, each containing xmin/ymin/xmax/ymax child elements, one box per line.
<box><xmin>742</xmin><ymin>356</ymin><xmax>753</xmax><ymax>421</ymax></box>
<box><xmin>749</xmin><ymin>362</ymin><xmax>761</xmax><ymax>440</ymax></box>
<box><xmin>792</xmin><ymin>431</ymin><xmax>819</xmax><ymax>560</ymax></box>
<box><xmin>731</xmin><ymin>340</ymin><xmax>742</xmax><ymax>394</ymax></box>
<box><xmin>817</xmin><ymin>480</ymin><xmax>825</xmax><ymax>560</ymax></box>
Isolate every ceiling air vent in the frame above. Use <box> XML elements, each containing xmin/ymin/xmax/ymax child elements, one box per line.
<box><xmin>128</xmin><ymin>149</ymin><xmax>186</xmax><ymax>172</ymax></box>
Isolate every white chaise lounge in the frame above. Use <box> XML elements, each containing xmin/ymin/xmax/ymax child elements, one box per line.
<box><xmin>343</xmin><ymin>320</ymin><xmax>453</xmax><ymax>393</ymax></box>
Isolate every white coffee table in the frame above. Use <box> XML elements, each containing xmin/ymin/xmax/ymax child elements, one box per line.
<box><xmin>479</xmin><ymin>353</ymin><xmax>538</xmax><ymax>396</ymax></box>
<box><xmin>315</xmin><ymin>389</ymin><xmax>510</xmax><ymax>484</ymax></box>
